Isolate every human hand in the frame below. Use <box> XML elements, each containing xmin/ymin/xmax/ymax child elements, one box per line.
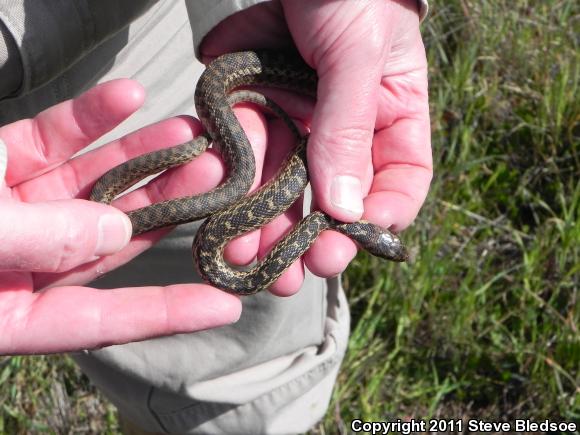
<box><xmin>199</xmin><ymin>0</ymin><xmax>432</xmax><ymax>295</ymax></box>
<box><xmin>0</xmin><ymin>80</ymin><xmax>241</xmax><ymax>355</ymax></box>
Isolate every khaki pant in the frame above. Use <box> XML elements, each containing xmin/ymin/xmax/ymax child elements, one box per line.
<box><xmin>75</xmin><ymin>273</ymin><xmax>349</xmax><ymax>434</ymax></box>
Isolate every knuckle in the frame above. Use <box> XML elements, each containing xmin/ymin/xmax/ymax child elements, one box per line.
<box><xmin>51</xmin><ymin>218</ymin><xmax>90</xmax><ymax>272</ymax></box>
<box><xmin>314</xmin><ymin>126</ymin><xmax>373</xmax><ymax>156</ymax></box>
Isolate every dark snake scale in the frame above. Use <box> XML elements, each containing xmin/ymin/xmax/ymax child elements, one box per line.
<box><xmin>90</xmin><ymin>51</ymin><xmax>408</xmax><ymax>295</ymax></box>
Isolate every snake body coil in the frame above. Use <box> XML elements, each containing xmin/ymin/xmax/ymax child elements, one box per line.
<box><xmin>90</xmin><ymin>51</ymin><xmax>408</xmax><ymax>295</ymax></box>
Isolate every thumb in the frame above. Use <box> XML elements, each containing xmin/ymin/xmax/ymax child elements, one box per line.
<box><xmin>0</xmin><ymin>200</ymin><xmax>132</xmax><ymax>272</ymax></box>
<box><xmin>282</xmin><ymin>0</ymin><xmax>389</xmax><ymax>221</ymax></box>
<box><xmin>307</xmin><ymin>58</ymin><xmax>382</xmax><ymax>221</ymax></box>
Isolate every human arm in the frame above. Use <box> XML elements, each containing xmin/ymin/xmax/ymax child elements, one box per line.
<box><xmin>0</xmin><ymin>1</ymin><xmax>159</xmax><ymax>99</ymax></box>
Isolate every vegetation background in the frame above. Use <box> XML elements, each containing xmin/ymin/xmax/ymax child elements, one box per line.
<box><xmin>1</xmin><ymin>1</ymin><xmax>578</xmax><ymax>433</ymax></box>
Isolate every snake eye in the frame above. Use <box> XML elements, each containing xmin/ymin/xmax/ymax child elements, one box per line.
<box><xmin>375</xmin><ymin>232</ymin><xmax>408</xmax><ymax>262</ymax></box>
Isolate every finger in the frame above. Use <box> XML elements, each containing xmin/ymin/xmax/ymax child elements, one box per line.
<box><xmin>366</xmin><ymin>161</ymin><xmax>432</xmax><ymax>232</ymax></box>
<box><xmin>256</xmin><ymin>120</ymin><xmax>306</xmax><ymax>296</ymax></box>
<box><xmin>304</xmin><ymin>155</ymin><xmax>413</xmax><ymax>279</ymax></box>
<box><xmin>34</xmin><ymin>143</ymin><xmax>228</xmax><ymax>290</ymax></box>
<box><xmin>1</xmin><ymin>79</ymin><xmax>145</xmax><ymax>186</ymax></box>
<box><xmin>304</xmin><ymin>75</ymin><xmax>430</xmax><ymax>277</ymax></box>
<box><xmin>304</xmin><ymin>154</ymin><xmax>374</xmax><ymax>277</ymax></box>
<box><xmin>34</xmin><ymin>108</ymin><xmax>269</xmax><ymax>288</ymax></box>
<box><xmin>14</xmin><ymin>117</ymin><xmax>204</xmax><ymax>286</ymax></box>
<box><xmin>33</xmin><ymin>232</ymin><xmax>172</xmax><ymax>289</ymax></box>
<box><xmin>0</xmin><ymin>284</ymin><xmax>241</xmax><ymax>355</ymax></box>
<box><xmin>304</xmin><ymin>229</ymin><xmax>357</xmax><ymax>278</ymax></box>
<box><xmin>108</xmin><ymin>105</ymin><xmax>268</xmax><ymax>266</ymax></box>
<box><xmin>260</xmin><ymin>206</ymin><xmax>306</xmax><ymax>296</ymax></box>
<box><xmin>283</xmin><ymin>1</ymin><xmax>389</xmax><ymax>223</ymax></box>
<box><xmin>220</xmin><ymin>105</ymin><xmax>269</xmax><ymax>266</ymax></box>
<box><xmin>15</xmin><ymin>116</ymin><xmax>203</xmax><ymax>202</ymax></box>
<box><xmin>371</xmin><ymin>71</ymin><xmax>432</xmax><ymax>231</ymax></box>
<box><xmin>0</xmin><ymin>200</ymin><xmax>131</xmax><ymax>273</ymax></box>
<box><xmin>306</xmin><ymin>59</ymin><xmax>379</xmax><ymax>222</ymax></box>
<box><xmin>222</xmin><ymin>92</ymin><xmax>314</xmax><ymax>267</ymax></box>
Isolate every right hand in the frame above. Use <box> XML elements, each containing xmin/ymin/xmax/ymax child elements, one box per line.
<box><xmin>0</xmin><ymin>79</ymin><xmax>242</xmax><ymax>355</ymax></box>
<box><xmin>200</xmin><ymin>0</ymin><xmax>431</xmax><ymax>295</ymax></box>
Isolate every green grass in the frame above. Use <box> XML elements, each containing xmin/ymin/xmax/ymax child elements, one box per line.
<box><xmin>0</xmin><ymin>356</ymin><xmax>118</xmax><ymax>433</ymax></box>
<box><xmin>1</xmin><ymin>1</ymin><xmax>578</xmax><ymax>433</ymax></box>
<box><xmin>318</xmin><ymin>0</ymin><xmax>579</xmax><ymax>430</ymax></box>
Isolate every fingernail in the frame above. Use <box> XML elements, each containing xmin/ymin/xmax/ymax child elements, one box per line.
<box><xmin>330</xmin><ymin>175</ymin><xmax>364</xmax><ymax>217</ymax></box>
<box><xmin>95</xmin><ymin>214</ymin><xmax>132</xmax><ymax>256</ymax></box>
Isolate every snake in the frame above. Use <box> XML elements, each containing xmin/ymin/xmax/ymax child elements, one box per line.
<box><xmin>90</xmin><ymin>50</ymin><xmax>408</xmax><ymax>295</ymax></box>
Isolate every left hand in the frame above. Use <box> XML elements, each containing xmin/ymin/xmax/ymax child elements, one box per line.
<box><xmin>0</xmin><ymin>80</ymin><xmax>242</xmax><ymax>354</ymax></box>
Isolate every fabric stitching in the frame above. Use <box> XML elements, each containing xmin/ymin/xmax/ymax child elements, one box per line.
<box><xmin>147</xmin><ymin>386</ymin><xmax>170</xmax><ymax>433</ymax></box>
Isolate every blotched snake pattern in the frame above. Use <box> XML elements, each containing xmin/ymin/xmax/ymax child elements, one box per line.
<box><xmin>90</xmin><ymin>51</ymin><xmax>408</xmax><ymax>295</ymax></box>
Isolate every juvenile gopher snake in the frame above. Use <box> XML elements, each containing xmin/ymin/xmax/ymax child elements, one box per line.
<box><xmin>90</xmin><ymin>51</ymin><xmax>408</xmax><ymax>295</ymax></box>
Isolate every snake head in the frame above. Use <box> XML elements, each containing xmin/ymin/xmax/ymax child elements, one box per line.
<box><xmin>338</xmin><ymin>221</ymin><xmax>409</xmax><ymax>262</ymax></box>
<box><xmin>370</xmin><ymin>229</ymin><xmax>409</xmax><ymax>262</ymax></box>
